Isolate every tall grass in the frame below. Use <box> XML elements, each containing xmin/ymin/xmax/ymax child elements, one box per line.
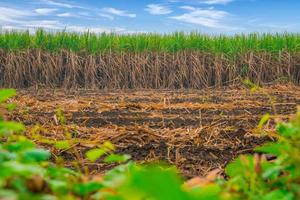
<box><xmin>0</xmin><ymin>30</ymin><xmax>300</xmax><ymax>54</ymax></box>
<box><xmin>1</xmin><ymin>29</ymin><xmax>300</xmax><ymax>89</ymax></box>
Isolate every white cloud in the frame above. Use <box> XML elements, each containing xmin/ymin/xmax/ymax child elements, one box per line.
<box><xmin>1</xmin><ymin>20</ymin><xmax>63</xmax><ymax>32</ymax></box>
<box><xmin>57</xmin><ymin>12</ymin><xmax>73</xmax><ymax>17</ymax></box>
<box><xmin>0</xmin><ymin>5</ymin><xmax>144</xmax><ymax>34</ymax></box>
<box><xmin>1</xmin><ymin>21</ymin><xmax>133</xmax><ymax>34</ymax></box>
<box><xmin>65</xmin><ymin>25</ymin><xmax>126</xmax><ymax>33</ymax></box>
<box><xmin>0</xmin><ymin>7</ymin><xmax>32</xmax><ymax>23</ymax></box>
<box><xmin>42</xmin><ymin>0</ymin><xmax>83</xmax><ymax>9</ymax></box>
<box><xmin>169</xmin><ymin>0</ymin><xmax>234</xmax><ymax>5</ymax></box>
<box><xmin>21</xmin><ymin>20</ymin><xmax>63</xmax><ymax>29</ymax></box>
<box><xmin>0</xmin><ymin>24</ymin><xmax>106</xmax><ymax>33</ymax></box>
<box><xmin>170</xmin><ymin>7</ymin><xmax>230</xmax><ymax>28</ymax></box>
<box><xmin>145</xmin><ymin>4</ymin><xmax>172</xmax><ymax>15</ymax></box>
<box><xmin>200</xmin><ymin>0</ymin><xmax>234</xmax><ymax>4</ymax></box>
<box><xmin>1</xmin><ymin>25</ymin><xmax>27</xmax><ymax>31</ymax></box>
<box><xmin>0</xmin><ymin>6</ymin><xmax>62</xmax><ymax>30</ymax></box>
<box><xmin>101</xmin><ymin>7</ymin><xmax>136</xmax><ymax>18</ymax></box>
<box><xmin>63</xmin><ymin>26</ymin><xmax>146</xmax><ymax>34</ymax></box>
<box><xmin>35</xmin><ymin>8</ymin><xmax>57</xmax><ymax>15</ymax></box>
<box><xmin>78</xmin><ymin>12</ymin><xmax>91</xmax><ymax>17</ymax></box>
<box><xmin>180</xmin><ymin>6</ymin><xmax>197</xmax><ymax>11</ymax></box>
<box><xmin>98</xmin><ymin>13</ymin><xmax>114</xmax><ymax>20</ymax></box>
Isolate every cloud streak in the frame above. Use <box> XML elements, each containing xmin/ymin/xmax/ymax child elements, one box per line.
<box><xmin>35</xmin><ymin>8</ymin><xmax>57</xmax><ymax>15</ymax></box>
<box><xmin>198</xmin><ymin>0</ymin><xmax>234</xmax><ymax>4</ymax></box>
<box><xmin>169</xmin><ymin>0</ymin><xmax>234</xmax><ymax>5</ymax></box>
<box><xmin>170</xmin><ymin>6</ymin><xmax>231</xmax><ymax>29</ymax></box>
<box><xmin>101</xmin><ymin>7</ymin><xmax>136</xmax><ymax>18</ymax></box>
<box><xmin>57</xmin><ymin>12</ymin><xmax>73</xmax><ymax>17</ymax></box>
<box><xmin>0</xmin><ymin>5</ymin><xmax>138</xmax><ymax>34</ymax></box>
<box><xmin>0</xmin><ymin>7</ymin><xmax>33</xmax><ymax>23</ymax></box>
<box><xmin>98</xmin><ymin>13</ymin><xmax>114</xmax><ymax>20</ymax></box>
<box><xmin>42</xmin><ymin>0</ymin><xmax>83</xmax><ymax>9</ymax></box>
<box><xmin>145</xmin><ymin>4</ymin><xmax>172</xmax><ymax>15</ymax></box>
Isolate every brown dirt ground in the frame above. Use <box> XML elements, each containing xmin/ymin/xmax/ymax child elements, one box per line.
<box><xmin>9</xmin><ymin>84</ymin><xmax>300</xmax><ymax>178</ymax></box>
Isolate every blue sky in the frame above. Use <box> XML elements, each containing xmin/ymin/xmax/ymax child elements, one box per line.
<box><xmin>0</xmin><ymin>0</ymin><xmax>299</xmax><ymax>34</ymax></box>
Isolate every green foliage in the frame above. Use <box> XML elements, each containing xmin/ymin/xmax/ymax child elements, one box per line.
<box><xmin>86</xmin><ymin>148</ymin><xmax>107</xmax><ymax>162</ymax></box>
<box><xmin>224</xmin><ymin>110</ymin><xmax>300</xmax><ymax>200</ymax></box>
<box><xmin>257</xmin><ymin>114</ymin><xmax>270</xmax><ymax>128</ymax></box>
<box><xmin>0</xmin><ymin>89</ymin><xmax>16</xmax><ymax>103</ymax></box>
<box><xmin>104</xmin><ymin>154</ymin><xmax>131</xmax><ymax>164</ymax></box>
<box><xmin>73</xmin><ymin>182</ymin><xmax>103</xmax><ymax>197</ymax></box>
<box><xmin>0</xmin><ymin>88</ymin><xmax>300</xmax><ymax>200</ymax></box>
<box><xmin>243</xmin><ymin>79</ymin><xmax>259</xmax><ymax>92</ymax></box>
<box><xmin>0</xmin><ymin>30</ymin><xmax>300</xmax><ymax>54</ymax></box>
<box><xmin>0</xmin><ymin>89</ymin><xmax>17</xmax><ymax>121</ymax></box>
<box><xmin>0</xmin><ymin>121</ymin><xmax>25</xmax><ymax>135</ymax></box>
<box><xmin>85</xmin><ymin>141</ymin><xmax>117</xmax><ymax>162</ymax></box>
<box><xmin>22</xmin><ymin>149</ymin><xmax>50</xmax><ymax>162</ymax></box>
<box><xmin>120</xmin><ymin>165</ymin><xmax>192</xmax><ymax>200</ymax></box>
<box><xmin>54</xmin><ymin>140</ymin><xmax>70</xmax><ymax>150</ymax></box>
<box><xmin>257</xmin><ymin>114</ymin><xmax>270</xmax><ymax>132</ymax></box>
<box><xmin>55</xmin><ymin>108</ymin><xmax>66</xmax><ymax>125</ymax></box>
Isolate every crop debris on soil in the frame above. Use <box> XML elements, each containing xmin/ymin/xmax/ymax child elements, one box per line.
<box><xmin>8</xmin><ymin>85</ymin><xmax>299</xmax><ymax>178</ymax></box>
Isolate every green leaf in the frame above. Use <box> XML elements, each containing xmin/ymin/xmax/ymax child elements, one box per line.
<box><xmin>91</xmin><ymin>191</ymin><xmax>113</xmax><ymax>200</ymax></box>
<box><xmin>73</xmin><ymin>182</ymin><xmax>103</xmax><ymax>196</ymax></box>
<box><xmin>11</xmin><ymin>177</ymin><xmax>27</xmax><ymax>193</ymax></box>
<box><xmin>47</xmin><ymin>165</ymin><xmax>80</xmax><ymax>178</ymax></box>
<box><xmin>6</xmin><ymin>140</ymin><xmax>35</xmax><ymax>152</ymax></box>
<box><xmin>104</xmin><ymin>154</ymin><xmax>131</xmax><ymax>163</ymax></box>
<box><xmin>262</xmin><ymin>164</ymin><xmax>283</xmax><ymax>180</ymax></box>
<box><xmin>94</xmin><ymin>193</ymin><xmax>123</xmax><ymax>200</ymax></box>
<box><xmin>54</xmin><ymin>140</ymin><xmax>70</xmax><ymax>150</ymax></box>
<box><xmin>262</xmin><ymin>189</ymin><xmax>294</xmax><ymax>200</ymax></box>
<box><xmin>122</xmin><ymin>165</ymin><xmax>191</xmax><ymax>200</ymax></box>
<box><xmin>0</xmin><ymin>121</ymin><xmax>25</xmax><ymax>135</ymax></box>
<box><xmin>0</xmin><ymin>151</ymin><xmax>17</xmax><ymax>163</ymax></box>
<box><xmin>189</xmin><ymin>185</ymin><xmax>221</xmax><ymax>200</ymax></box>
<box><xmin>0</xmin><ymin>189</ymin><xmax>18</xmax><ymax>199</ymax></box>
<box><xmin>0</xmin><ymin>89</ymin><xmax>16</xmax><ymax>103</ymax></box>
<box><xmin>103</xmin><ymin>141</ymin><xmax>115</xmax><ymax>151</ymax></box>
<box><xmin>22</xmin><ymin>149</ymin><xmax>51</xmax><ymax>162</ymax></box>
<box><xmin>103</xmin><ymin>162</ymin><xmax>135</xmax><ymax>189</ymax></box>
<box><xmin>55</xmin><ymin>109</ymin><xmax>66</xmax><ymax>125</ymax></box>
<box><xmin>103</xmin><ymin>162</ymin><xmax>134</xmax><ymax>188</ymax></box>
<box><xmin>48</xmin><ymin>180</ymin><xmax>69</xmax><ymax>194</ymax></box>
<box><xmin>255</xmin><ymin>142</ymin><xmax>288</xmax><ymax>156</ymax></box>
<box><xmin>276</xmin><ymin>123</ymin><xmax>298</xmax><ymax>137</ymax></box>
<box><xmin>0</xmin><ymin>161</ymin><xmax>45</xmax><ymax>177</ymax></box>
<box><xmin>243</xmin><ymin>79</ymin><xmax>259</xmax><ymax>91</ymax></box>
<box><xmin>258</xmin><ymin>114</ymin><xmax>270</xmax><ymax>129</ymax></box>
<box><xmin>5</xmin><ymin>103</ymin><xmax>16</xmax><ymax>111</ymax></box>
<box><xmin>86</xmin><ymin>148</ymin><xmax>107</xmax><ymax>162</ymax></box>
<box><xmin>225</xmin><ymin>156</ymin><xmax>254</xmax><ymax>177</ymax></box>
